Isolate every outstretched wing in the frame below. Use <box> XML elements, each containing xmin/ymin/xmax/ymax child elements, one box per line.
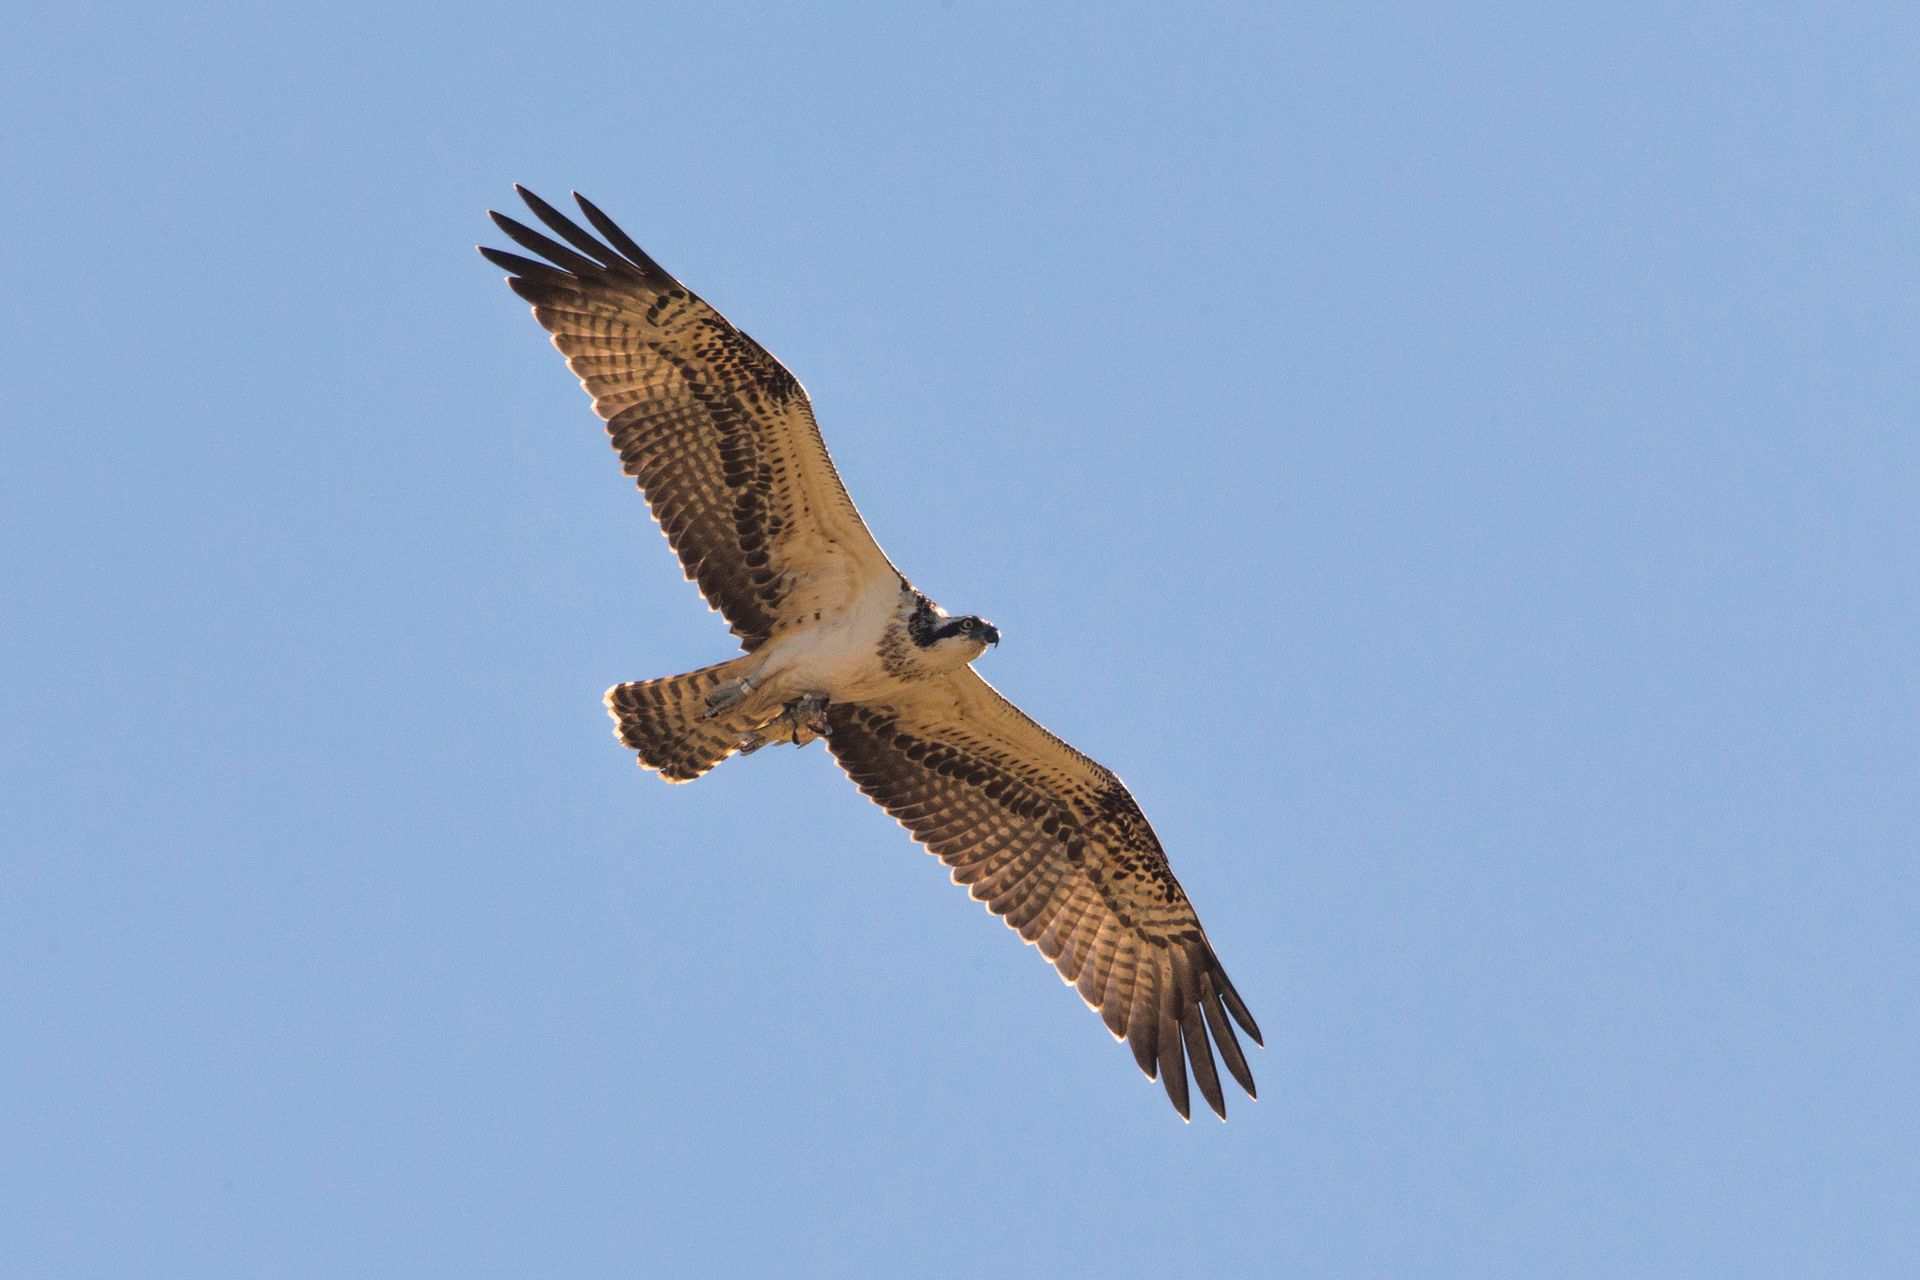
<box><xmin>825</xmin><ymin>671</ymin><xmax>1262</xmax><ymax>1120</ymax></box>
<box><xmin>481</xmin><ymin>188</ymin><xmax>897</xmax><ymax>650</ymax></box>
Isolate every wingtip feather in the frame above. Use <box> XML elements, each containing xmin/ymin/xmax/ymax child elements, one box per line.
<box><xmin>515</xmin><ymin>186</ymin><xmax>633</xmax><ymax>270</ymax></box>
<box><xmin>572</xmin><ymin>190</ymin><xmax>671</xmax><ymax>279</ymax></box>
<box><xmin>1200</xmin><ymin>981</ymin><xmax>1258</xmax><ymax>1100</ymax></box>
<box><xmin>1221</xmin><ymin>983</ymin><xmax>1263</xmax><ymax>1046</ymax></box>
<box><xmin>1159</xmin><ymin>1005</ymin><xmax>1190</xmax><ymax>1120</ymax></box>
<box><xmin>488</xmin><ymin>210</ymin><xmax>606</xmax><ymax>277</ymax></box>
<box><xmin>1183</xmin><ymin>1000</ymin><xmax>1228</xmax><ymax>1120</ymax></box>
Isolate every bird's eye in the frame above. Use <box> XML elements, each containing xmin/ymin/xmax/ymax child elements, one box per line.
<box><xmin>960</xmin><ymin>619</ymin><xmax>975</xmax><ymax>631</ymax></box>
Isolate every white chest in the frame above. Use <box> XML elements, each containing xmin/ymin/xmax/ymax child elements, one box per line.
<box><xmin>750</xmin><ymin>585</ymin><xmax>903</xmax><ymax>704</ymax></box>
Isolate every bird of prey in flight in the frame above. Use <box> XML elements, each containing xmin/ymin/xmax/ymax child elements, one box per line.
<box><xmin>480</xmin><ymin>188</ymin><xmax>1261</xmax><ymax>1119</ymax></box>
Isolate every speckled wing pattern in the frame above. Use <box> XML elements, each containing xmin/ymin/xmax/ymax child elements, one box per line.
<box><xmin>826</xmin><ymin>669</ymin><xmax>1262</xmax><ymax>1120</ymax></box>
<box><xmin>480</xmin><ymin>187</ymin><xmax>895</xmax><ymax>650</ymax></box>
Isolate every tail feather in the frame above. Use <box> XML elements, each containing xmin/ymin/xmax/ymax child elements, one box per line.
<box><xmin>605</xmin><ymin>658</ymin><xmax>755</xmax><ymax>782</ymax></box>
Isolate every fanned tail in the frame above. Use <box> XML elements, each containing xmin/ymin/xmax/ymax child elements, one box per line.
<box><xmin>604</xmin><ymin>657</ymin><xmax>757</xmax><ymax>782</ymax></box>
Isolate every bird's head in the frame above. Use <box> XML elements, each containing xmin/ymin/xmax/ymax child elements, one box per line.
<box><xmin>921</xmin><ymin>613</ymin><xmax>1000</xmax><ymax>669</ymax></box>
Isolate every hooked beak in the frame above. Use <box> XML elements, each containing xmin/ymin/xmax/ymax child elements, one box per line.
<box><xmin>981</xmin><ymin>624</ymin><xmax>1000</xmax><ymax>647</ymax></box>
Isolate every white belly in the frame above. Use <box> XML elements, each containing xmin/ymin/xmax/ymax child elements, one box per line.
<box><xmin>744</xmin><ymin>585</ymin><xmax>900</xmax><ymax>711</ymax></box>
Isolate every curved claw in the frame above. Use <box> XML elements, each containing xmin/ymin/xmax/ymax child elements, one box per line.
<box><xmin>775</xmin><ymin>693</ymin><xmax>831</xmax><ymax>747</ymax></box>
<box><xmin>723</xmin><ymin>691</ymin><xmax>830</xmax><ymax>757</ymax></box>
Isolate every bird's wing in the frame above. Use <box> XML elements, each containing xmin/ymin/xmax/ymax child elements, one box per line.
<box><xmin>482</xmin><ymin>188</ymin><xmax>898</xmax><ymax>651</ymax></box>
<box><xmin>825</xmin><ymin>670</ymin><xmax>1262</xmax><ymax>1120</ymax></box>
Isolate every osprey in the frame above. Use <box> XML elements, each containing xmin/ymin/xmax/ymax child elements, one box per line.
<box><xmin>481</xmin><ymin>188</ymin><xmax>1262</xmax><ymax>1120</ymax></box>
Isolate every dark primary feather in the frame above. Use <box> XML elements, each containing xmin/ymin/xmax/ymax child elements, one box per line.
<box><xmin>574</xmin><ymin>192</ymin><xmax>669</xmax><ymax>271</ymax></box>
<box><xmin>489</xmin><ymin>210</ymin><xmax>606</xmax><ymax>277</ymax></box>
<box><xmin>513</xmin><ymin>187</ymin><xmax>632</xmax><ymax>268</ymax></box>
<box><xmin>826</xmin><ymin>670</ymin><xmax>1261</xmax><ymax>1120</ymax></box>
<box><xmin>479</xmin><ymin>189</ymin><xmax>896</xmax><ymax>650</ymax></box>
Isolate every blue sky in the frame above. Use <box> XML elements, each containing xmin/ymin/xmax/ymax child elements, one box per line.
<box><xmin>5</xmin><ymin>2</ymin><xmax>1916</xmax><ymax>1275</ymax></box>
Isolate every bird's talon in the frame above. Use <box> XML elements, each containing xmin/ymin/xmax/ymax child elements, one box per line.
<box><xmin>778</xmin><ymin>692</ymin><xmax>831</xmax><ymax>744</ymax></box>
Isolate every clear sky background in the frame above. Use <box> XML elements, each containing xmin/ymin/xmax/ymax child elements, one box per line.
<box><xmin>5</xmin><ymin>3</ymin><xmax>1916</xmax><ymax>1276</ymax></box>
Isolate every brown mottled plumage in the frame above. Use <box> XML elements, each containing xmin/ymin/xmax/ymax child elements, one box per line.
<box><xmin>482</xmin><ymin>188</ymin><xmax>1261</xmax><ymax>1120</ymax></box>
<box><xmin>482</xmin><ymin>187</ymin><xmax>889</xmax><ymax>651</ymax></box>
<box><xmin>828</xmin><ymin>679</ymin><xmax>1261</xmax><ymax>1119</ymax></box>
